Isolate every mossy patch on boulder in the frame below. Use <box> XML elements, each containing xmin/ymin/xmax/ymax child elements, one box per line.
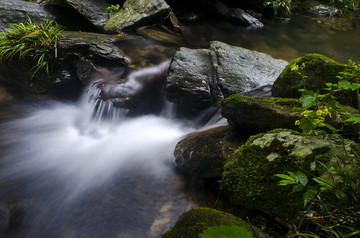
<box><xmin>161</xmin><ymin>207</ymin><xmax>271</xmax><ymax>238</ymax></box>
<box><xmin>221</xmin><ymin>95</ymin><xmax>302</xmax><ymax>134</ymax></box>
<box><xmin>222</xmin><ymin>129</ymin><xmax>358</xmax><ymax>221</ymax></box>
<box><xmin>272</xmin><ymin>53</ymin><xmax>347</xmax><ymax>99</ymax></box>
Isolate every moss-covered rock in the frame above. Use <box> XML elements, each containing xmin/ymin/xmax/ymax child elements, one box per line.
<box><xmin>161</xmin><ymin>207</ymin><xmax>271</xmax><ymax>238</ymax></box>
<box><xmin>272</xmin><ymin>53</ymin><xmax>359</xmax><ymax>107</ymax></box>
<box><xmin>272</xmin><ymin>53</ymin><xmax>347</xmax><ymax>98</ymax></box>
<box><xmin>104</xmin><ymin>0</ymin><xmax>170</xmax><ymax>32</ymax></box>
<box><xmin>221</xmin><ymin>95</ymin><xmax>302</xmax><ymax>133</ymax></box>
<box><xmin>222</xmin><ymin>129</ymin><xmax>359</xmax><ymax>221</ymax></box>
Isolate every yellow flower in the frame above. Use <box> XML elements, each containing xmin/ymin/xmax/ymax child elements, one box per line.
<box><xmin>300</xmin><ymin>110</ymin><xmax>312</xmax><ymax>117</ymax></box>
<box><xmin>295</xmin><ymin>120</ymin><xmax>300</xmax><ymax>125</ymax></box>
<box><xmin>301</xmin><ymin>62</ymin><xmax>306</xmax><ymax>69</ymax></box>
<box><xmin>291</xmin><ymin>64</ymin><xmax>299</xmax><ymax>71</ymax></box>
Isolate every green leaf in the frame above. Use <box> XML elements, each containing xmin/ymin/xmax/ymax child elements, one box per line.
<box><xmin>292</xmin><ymin>184</ymin><xmax>304</xmax><ymax>193</ymax></box>
<box><xmin>299</xmin><ymin>91</ymin><xmax>317</xmax><ymax>109</ymax></box>
<box><xmin>303</xmin><ymin>191</ymin><xmax>316</xmax><ymax>207</ymax></box>
<box><xmin>299</xmin><ymin>118</ymin><xmax>317</xmax><ymax>134</ymax></box>
<box><xmin>199</xmin><ymin>225</ymin><xmax>255</xmax><ymax>238</ymax></box>
<box><xmin>296</xmin><ymin>172</ymin><xmax>308</xmax><ymax>186</ymax></box>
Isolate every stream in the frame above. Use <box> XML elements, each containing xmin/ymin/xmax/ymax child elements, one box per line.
<box><xmin>0</xmin><ymin>13</ymin><xmax>359</xmax><ymax>238</ymax></box>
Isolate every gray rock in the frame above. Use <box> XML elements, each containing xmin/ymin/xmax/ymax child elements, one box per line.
<box><xmin>104</xmin><ymin>0</ymin><xmax>171</xmax><ymax>32</ymax></box>
<box><xmin>0</xmin><ymin>0</ymin><xmax>53</xmax><ymax>31</ymax></box>
<box><xmin>164</xmin><ymin>47</ymin><xmax>215</xmax><ymax>115</ymax></box>
<box><xmin>164</xmin><ymin>41</ymin><xmax>288</xmax><ymax>116</ymax></box>
<box><xmin>174</xmin><ymin>125</ymin><xmax>244</xmax><ymax>178</ymax></box>
<box><xmin>210</xmin><ymin>41</ymin><xmax>288</xmax><ymax>97</ymax></box>
<box><xmin>45</xmin><ymin>0</ymin><xmax>109</xmax><ymax>30</ymax></box>
<box><xmin>304</xmin><ymin>0</ymin><xmax>341</xmax><ymax>17</ymax></box>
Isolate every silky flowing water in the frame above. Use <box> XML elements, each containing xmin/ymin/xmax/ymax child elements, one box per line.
<box><xmin>0</xmin><ymin>14</ymin><xmax>359</xmax><ymax>238</ymax></box>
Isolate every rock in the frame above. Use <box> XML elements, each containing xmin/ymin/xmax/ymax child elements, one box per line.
<box><xmin>271</xmin><ymin>53</ymin><xmax>359</xmax><ymax>107</ymax></box>
<box><xmin>164</xmin><ymin>41</ymin><xmax>288</xmax><ymax>116</ymax></box>
<box><xmin>44</xmin><ymin>0</ymin><xmax>109</xmax><ymax>30</ymax></box>
<box><xmin>164</xmin><ymin>47</ymin><xmax>215</xmax><ymax>115</ymax></box>
<box><xmin>0</xmin><ymin>0</ymin><xmax>53</xmax><ymax>31</ymax></box>
<box><xmin>137</xmin><ymin>27</ymin><xmax>184</xmax><ymax>45</ymax></box>
<box><xmin>221</xmin><ymin>95</ymin><xmax>301</xmax><ymax>133</ymax></box>
<box><xmin>58</xmin><ymin>31</ymin><xmax>133</xmax><ymax>68</ymax></box>
<box><xmin>222</xmin><ymin>129</ymin><xmax>360</xmax><ymax>221</ymax></box>
<box><xmin>210</xmin><ymin>41</ymin><xmax>288</xmax><ymax>97</ymax></box>
<box><xmin>304</xmin><ymin>0</ymin><xmax>341</xmax><ymax>17</ymax></box>
<box><xmin>214</xmin><ymin>0</ymin><xmax>264</xmax><ymax>28</ymax></box>
<box><xmin>162</xmin><ymin>207</ymin><xmax>271</xmax><ymax>238</ymax></box>
<box><xmin>97</xmin><ymin>61</ymin><xmax>170</xmax><ymax>112</ymax></box>
<box><xmin>104</xmin><ymin>0</ymin><xmax>171</xmax><ymax>32</ymax></box>
<box><xmin>174</xmin><ymin>125</ymin><xmax>245</xmax><ymax>178</ymax></box>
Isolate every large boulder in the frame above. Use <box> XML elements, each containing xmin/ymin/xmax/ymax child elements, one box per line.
<box><xmin>44</xmin><ymin>0</ymin><xmax>109</xmax><ymax>30</ymax></box>
<box><xmin>222</xmin><ymin>129</ymin><xmax>360</xmax><ymax>221</ymax></box>
<box><xmin>221</xmin><ymin>95</ymin><xmax>301</xmax><ymax>133</ymax></box>
<box><xmin>104</xmin><ymin>0</ymin><xmax>171</xmax><ymax>33</ymax></box>
<box><xmin>164</xmin><ymin>41</ymin><xmax>288</xmax><ymax>116</ymax></box>
<box><xmin>0</xmin><ymin>0</ymin><xmax>53</xmax><ymax>31</ymax></box>
<box><xmin>174</xmin><ymin>125</ymin><xmax>245</xmax><ymax>178</ymax></box>
<box><xmin>162</xmin><ymin>207</ymin><xmax>271</xmax><ymax>238</ymax></box>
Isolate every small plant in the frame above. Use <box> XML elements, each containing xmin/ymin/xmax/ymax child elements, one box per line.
<box><xmin>0</xmin><ymin>16</ymin><xmax>64</xmax><ymax>78</ymax></box>
<box><xmin>329</xmin><ymin>0</ymin><xmax>359</xmax><ymax>10</ymax></box>
<box><xmin>106</xmin><ymin>4</ymin><xmax>120</xmax><ymax>18</ymax></box>
<box><xmin>264</xmin><ymin>0</ymin><xmax>292</xmax><ymax>17</ymax></box>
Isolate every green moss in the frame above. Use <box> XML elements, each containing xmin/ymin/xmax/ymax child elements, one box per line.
<box><xmin>161</xmin><ymin>207</ymin><xmax>271</xmax><ymax>238</ymax></box>
<box><xmin>272</xmin><ymin>53</ymin><xmax>347</xmax><ymax>98</ymax></box>
<box><xmin>221</xmin><ymin>129</ymin><xmax>334</xmax><ymax>221</ymax></box>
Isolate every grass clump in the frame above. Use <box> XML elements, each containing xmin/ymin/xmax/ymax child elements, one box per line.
<box><xmin>0</xmin><ymin>16</ymin><xmax>64</xmax><ymax>78</ymax></box>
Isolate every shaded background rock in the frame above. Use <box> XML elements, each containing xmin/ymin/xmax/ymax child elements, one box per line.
<box><xmin>104</xmin><ymin>0</ymin><xmax>171</xmax><ymax>32</ymax></box>
<box><xmin>0</xmin><ymin>0</ymin><xmax>53</xmax><ymax>31</ymax></box>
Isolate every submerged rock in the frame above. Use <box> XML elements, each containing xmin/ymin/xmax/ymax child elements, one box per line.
<box><xmin>104</xmin><ymin>0</ymin><xmax>171</xmax><ymax>32</ymax></box>
<box><xmin>162</xmin><ymin>207</ymin><xmax>271</xmax><ymax>238</ymax></box>
<box><xmin>304</xmin><ymin>0</ymin><xmax>341</xmax><ymax>17</ymax></box>
<box><xmin>0</xmin><ymin>0</ymin><xmax>53</xmax><ymax>31</ymax></box>
<box><xmin>221</xmin><ymin>95</ymin><xmax>301</xmax><ymax>133</ymax></box>
<box><xmin>222</xmin><ymin>129</ymin><xmax>360</xmax><ymax>221</ymax></box>
<box><xmin>174</xmin><ymin>125</ymin><xmax>245</xmax><ymax>178</ymax></box>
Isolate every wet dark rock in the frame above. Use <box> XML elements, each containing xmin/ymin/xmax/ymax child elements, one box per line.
<box><xmin>44</xmin><ymin>0</ymin><xmax>109</xmax><ymax>30</ymax></box>
<box><xmin>214</xmin><ymin>0</ymin><xmax>264</xmax><ymax>28</ymax></box>
<box><xmin>97</xmin><ymin>61</ymin><xmax>170</xmax><ymax>112</ymax></box>
<box><xmin>0</xmin><ymin>0</ymin><xmax>53</xmax><ymax>31</ymax></box>
<box><xmin>104</xmin><ymin>0</ymin><xmax>171</xmax><ymax>32</ymax></box>
<box><xmin>174</xmin><ymin>125</ymin><xmax>244</xmax><ymax>178</ymax></box>
<box><xmin>221</xmin><ymin>95</ymin><xmax>301</xmax><ymax>133</ymax></box>
<box><xmin>304</xmin><ymin>0</ymin><xmax>341</xmax><ymax>17</ymax></box>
